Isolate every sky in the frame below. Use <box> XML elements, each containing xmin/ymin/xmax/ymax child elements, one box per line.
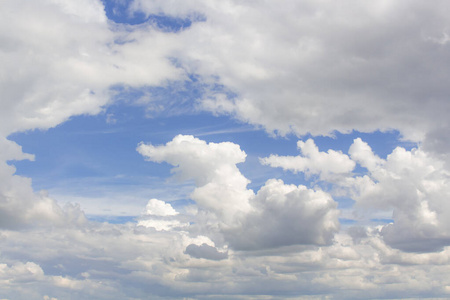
<box><xmin>2</xmin><ymin>0</ymin><xmax>450</xmax><ymax>299</ymax></box>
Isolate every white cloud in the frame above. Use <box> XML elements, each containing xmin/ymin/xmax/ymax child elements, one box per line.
<box><xmin>261</xmin><ymin>136</ymin><xmax>450</xmax><ymax>252</ymax></box>
<box><xmin>137</xmin><ymin>199</ymin><xmax>189</xmax><ymax>231</ymax></box>
<box><xmin>132</xmin><ymin>0</ymin><xmax>450</xmax><ymax>148</ymax></box>
<box><xmin>348</xmin><ymin>137</ymin><xmax>385</xmax><ymax>171</ymax></box>
<box><xmin>0</xmin><ymin>138</ymin><xmax>34</xmax><ymax>162</ymax></box>
<box><xmin>0</xmin><ymin>0</ymin><xmax>184</xmax><ymax>135</ymax></box>
<box><xmin>349</xmin><ymin>141</ymin><xmax>450</xmax><ymax>252</ymax></box>
<box><xmin>138</xmin><ymin>135</ymin><xmax>340</xmax><ymax>250</ymax></box>
<box><xmin>1</xmin><ymin>212</ymin><xmax>450</xmax><ymax>299</ymax></box>
<box><xmin>0</xmin><ymin>262</ymin><xmax>44</xmax><ymax>283</ymax></box>
<box><xmin>261</xmin><ymin>139</ymin><xmax>355</xmax><ymax>181</ymax></box>
<box><xmin>143</xmin><ymin>199</ymin><xmax>179</xmax><ymax>217</ymax></box>
<box><xmin>362</xmin><ymin>142</ymin><xmax>449</xmax><ymax>252</ymax></box>
<box><xmin>0</xmin><ymin>0</ymin><xmax>184</xmax><ymax>229</ymax></box>
<box><xmin>2</xmin><ymin>0</ymin><xmax>450</xmax><ymax>298</ymax></box>
<box><xmin>137</xmin><ymin>219</ymin><xmax>187</xmax><ymax>231</ymax></box>
<box><xmin>137</xmin><ymin>134</ymin><xmax>253</xmax><ymax>222</ymax></box>
<box><xmin>0</xmin><ymin>159</ymin><xmax>87</xmax><ymax>229</ymax></box>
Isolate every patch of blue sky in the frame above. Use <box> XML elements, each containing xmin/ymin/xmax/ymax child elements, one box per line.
<box><xmin>339</xmin><ymin>218</ymin><xmax>357</xmax><ymax>225</ymax></box>
<box><xmin>87</xmin><ymin>215</ymin><xmax>136</xmax><ymax>224</ymax></box>
<box><xmin>10</xmin><ymin>109</ymin><xmax>412</xmax><ymax>215</ymax></box>
<box><xmin>370</xmin><ymin>218</ymin><xmax>394</xmax><ymax>224</ymax></box>
<box><xmin>335</xmin><ymin>196</ymin><xmax>356</xmax><ymax>210</ymax></box>
<box><xmin>110</xmin><ymin>73</ymin><xmax>235</xmax><ymax>115</ymax></box>
<box><xmin>102</xmin><ymin>0</ymin><xmax>202</xmax><ymax>30</ymax></box>
<box><xmin>9</xmin><ymin>111</ymin><xmax>284</xmax><ymax>186</ymax></box>
<box><xmin>8</xmin><ymin>79</ymin><xmax>414</xmax><ymax>221</ymax></box>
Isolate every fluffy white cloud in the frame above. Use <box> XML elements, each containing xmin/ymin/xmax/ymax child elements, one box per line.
<box><xmin>260</xmin><ymin>136</ymin><xmax>450</xmax><ymax>252</ymax></box>
<box><xmin>348</xmin><ymin>138</ymin><xmax>384</xmax><ymax>171</ymax></box>
<box><xmin>0</xmin><ymin>159</ymin><xmax>87</xmax><ymax>229</ymax></box>
<box><xmin>138</xmin><ymin>135</ymin><xmax>340</xmax><ymax>250</ymax></box>
<box><xmin>137</xmin><ymin>199</ymin><xmax>188</xmax><ymax>231</ymax></box>
<box><xmin>131</xmin><ymin>0</ymin><xmax>450</xmax><ymax>148</ymax></box>
<box><xmin>348</xmin><ymin>139</ymin><xmax>450</xmax><ymax>252</ymax></box>
<box><xmin>143</xmin><ymin>198</ymin><xmax>179</xmax><ymax>217</ymax></box>
<box><xmin>261</xmin><ymin>139</ymin><xmax>355</xmax><ymax>181</ymax></box>
<box><xmin>0</xmin><ymin>0</ymin><xmax>187</xmax><ymax>229</ymax></box>
<box><xmin>0</xmin><ymin>0</ymin><xmax>184</xmax><ymax>135</ymax></box>
<box><xmin>137</xmin><ymin>219</ymin><xmax>186</xmax><ymax>231</ymax></box>
<box><xmin>137</xmin><ymin>134</ymin><xmax>253</xmax><ymax>222</ymax></box>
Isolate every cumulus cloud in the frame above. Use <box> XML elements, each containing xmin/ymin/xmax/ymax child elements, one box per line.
<box><xmin>348</xmin><ymin>139</ymin><xmax>450</xmax><ymax>252</ymax></box>
<box><xmin>138</xmin><ymin>135</ymin><xmax>340</xmax><ymax>250</ymax></box>
<box><xmin>0</xmin><ymin>0</ymin><xmax>187</xmax><ymax>229</ymax></box>
<box><xmin>137</xmin><ymin>198</ymin><xmax>188</xmax><ymax>231</ymax></box>
<box><xmin>224</xmin><ymin>179</ymin><xmax>339</xmax><ymax>250</ymax></box>
<box><xmin>0</xmin><ymin>0</ymin><xmax>184</xmax><ymax>135</ymax></box>
<box><xmin>3</xmin><ymin>0</ymin><xmax>450</xmax><ymax>298</ymax></box>
<box><xmin>261</xmin><ymin>139</ymin><xmax>355</xmax><ymax>181</ymax></box>
<box><xmin>144</xmin><ymin>198</ymin><xmax>179</xmax><ymax>217</ymax></box>
<box><xmin>131</xmin><ymin>0</ymin><xmax>450</xmax><ymax>148</ymax></box>
<box><xmin>348</xmin><ymin>137</ymin><xmax>385</xmax><ymax>171</ymax></box>
<box><xmin>137</xmin><ymin>134</ymin><xmax>253</xmax><ymax>222</ymax></box>
<box><xmin>263</xmin><ymin>137</ymin><xmax>450</xmax><ymax>252</ymax></box>
<box><xmin>0</xmin><ymin>159</ymin><xmax>87</xmax><ymax>229</ymax></box>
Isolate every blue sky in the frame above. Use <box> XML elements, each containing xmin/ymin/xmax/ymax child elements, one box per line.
<box><xmin>2</xmin><ymin>0</ymin><xmax>450</xmax><ymax>299</ymax></box>
<box><xmin>9</xmin><ymin>98</ymin><xmax>410</xmax><ymax>221</ymax></box>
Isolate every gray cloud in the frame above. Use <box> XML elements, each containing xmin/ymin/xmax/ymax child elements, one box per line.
<box><xmin>133</xmin><ymin>0</ymin><xmax>450</xmax><ymax>148</ymax></box>
<box><xmin>224</xmin><ymin>179</ymin><xmax>339</xmax><ymax>251</ymax></box>
<box><xmin>185</xmin><ymin>243</ymin><xmax>228</xmax><ymax>260</ymax></box>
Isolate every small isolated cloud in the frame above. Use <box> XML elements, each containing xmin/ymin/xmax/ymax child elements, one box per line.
<box><xmin>105</xmin><ymin>113</ymin><xmax>117</xmax><ymax>124</ymax></box>
<box><xmin>185</xmin><ymin>243</ymin><xmax>228</xmax><ymax>260</ymax></box>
